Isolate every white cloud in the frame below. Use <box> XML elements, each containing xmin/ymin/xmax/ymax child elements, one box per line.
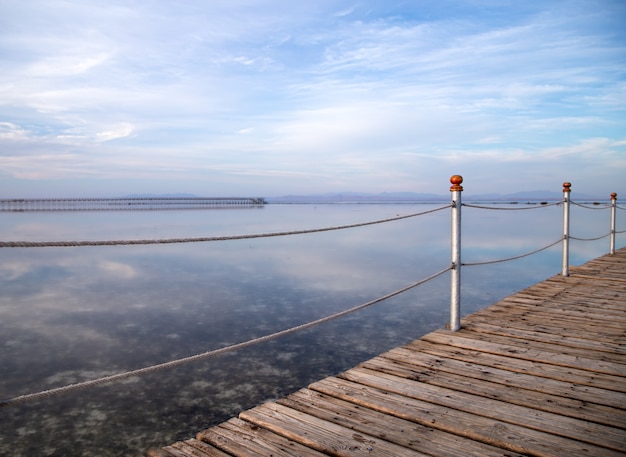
<box><xmin>0</xmin><ymin>0</ymin><xmax>624</xmax><ymax>197</ymax></box>
<box><xmin>95</xmin><ymin>123</ymin><xmax>135</xmax><ymax>142</ymax></box>
<box><xmin>99</xmin><ymin>261</ymin><xmax>138</xmax><ymax>279</ymax></box>
<box><xmin>0</xmin><ymin>122</ymin><xmax>29</xmax><ymax>140</ymax></box>
<box><xmin>0</xmin><ymin>260</ymin><xmax>33</xmax><ymax>281</ymax></box>
<box><xmin>26</xmin><ymin>53</ymin><xmax>112</xmax><ymax>78</ymax></box>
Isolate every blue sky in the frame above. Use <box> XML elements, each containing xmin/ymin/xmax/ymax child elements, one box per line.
<box><xmin>1</xmin><ymin>0</ymin><xmax>625</xmax><ymax>197</ymax></box>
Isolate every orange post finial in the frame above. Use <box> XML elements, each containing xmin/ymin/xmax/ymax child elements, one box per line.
<box><xmin>562</xmin><ymin>182</ymin><xmax>571</xmax><ymax>193</ymax></box>
<box><xmin>611</xmin><ymin>192</ymin><xmax>617</xmax><ymax>200</ymax></box>
<box><xmin>450</xmin><ymin>175</ymin><xmax>463</xmax><ymax>192</ymax></box>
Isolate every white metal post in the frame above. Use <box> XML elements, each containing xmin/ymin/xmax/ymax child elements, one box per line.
<box><xmin>610</xmin><ymin>192</ymin><xmax>617</xmax><ymax>255</ymax></box>
<box><xmin>450</xmin><ymin>175</ymin><xmax>463</xmax><ymax>331</ymax></box>
<box><xmin>561</xmin><ymin>182</ymin><xmax>571</xmax><ymax>276</ymax></box>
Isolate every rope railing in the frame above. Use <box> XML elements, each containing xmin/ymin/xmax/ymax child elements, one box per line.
<box><xmin>462</xmin><ymin>201</ymin><xmax>562</xmax><ymax>210</ymax></box>
<box><xmin>461</xmin><ymin>185</ymin><xmax>622</xmax><ymax>279</ymax></box>
<box><xmin>460</xmin><ymin>199</ymin><xmax>562</xmax><ymax>267</ymax></box>
<box><xmin>462</xmin><ymin>238</ymin><xmax>563</xmax><ymax>267</ymax></box>
<box><xmin>447</xmin><ymin>178</ymin><xmax>624</xmax><ymax>329</ymax></box>
<box><xmin>0</xmin><ymin>204</ymin><xmax>451</xmax><ymax>248</ymax></box>
<box><xmin>570</xmin><ymin>232</ymin><xmax>612</xmax><ymax>242</ymax></box>
<box><xmin>0</xmin><ymin>265</ymin><xmax>451</xmax><ymax>408</ymax></box>
<box><xmin>1</xmin><ymin>177</ymin><xmax>622</xmax><ymax>409</ymax></box>
<box><xmin>571</xmin><ymin>200</ymin><xmax>612</xmax><ymax>210</ymax></box>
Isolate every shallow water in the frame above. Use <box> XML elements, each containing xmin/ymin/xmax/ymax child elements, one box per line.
<box><xmin>0</xmin><ymin>202</ymin><xmax>621</xmax><ymax>456</ymax></box>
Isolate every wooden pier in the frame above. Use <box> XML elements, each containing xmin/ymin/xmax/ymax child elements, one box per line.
<box><xmin>0</xmin><ymin>197</ymin><xmax>266</xmax><ymax>211</ymax></box>
<box><xmin>147</xmin><ymin>248</ymin><xmax>626</xmax><ymax>457</ymax></box>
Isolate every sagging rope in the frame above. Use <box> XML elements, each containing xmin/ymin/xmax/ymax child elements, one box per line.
<box><xmin>463</xmin><ymin>229</ymin><xmax>626</xmax><ymax>267</ymax></box>
<box><xmin>570</xmin><ymin>232</ymin><xmax>611</xmax><ymax>242</ymax></box>
<box><xmin>0</xmin><ymin>265</ymin><xmax>451</xmax><ymax>408</ymax></box>
<box><xmin>463</xmin><ymin>201</ymin><xmax>562</xmax><ymax>210</ymax></box>
<box><xmin>462</xmin><ymin>238</ymin><xmax>562</xmax><ymax>266</ymax></box>
<box><xmin>571</xmin><ymin>201</ymin><xmax>611</xmax><ymax>210</ymax></box>
<box><xmin>0</xmin><ymin>204</ymin><xmax>451</xmax><ymax>248</ymax></box>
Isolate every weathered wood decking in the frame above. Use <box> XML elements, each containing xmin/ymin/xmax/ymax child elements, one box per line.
<box><xmin>147</xmin><ymin>248</ymin><xmax>626</xmax><ymax>457</ymax></box>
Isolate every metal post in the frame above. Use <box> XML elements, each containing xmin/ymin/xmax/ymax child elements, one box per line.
<box><xmin>450</xmin><ymin>175</ymin><xmax>463</xmax><ymax>331</ymax></box>
<box><xmin>610</xmin><ymin>192</ymin><xmax>617</xmax><ymax>255</ymax></box>
<box><xmin>561</xmin><ymin>182</ymin><xmax>571</xmax><ymax>276</ymax></box>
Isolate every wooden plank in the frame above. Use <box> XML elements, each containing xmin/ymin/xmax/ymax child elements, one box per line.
<box><xmin>488</xmin><ymin>298</ymin><xmax>626</xmax><ymax>320</ymax></box>
<box><xmin>462</xmin><ymin>311</ymin><xmax>626</xmax><ymax>344</ymax></box>
<box><xmin>148</xmin><ymin>439</ymin><xmax>232</xmax><ymax>457</ymax></box>
<box><xmin>533</xmin><ymin>275</ymin><xmax>626</xmax><ymax>289</ymax></box>
<box><xmin>464</xmin><ymin>316</ymin><xmax>626</xmax><ymax>345</ymax></box>
<box><xmin>360</xmin><ymin>353</ymin><xmax>626</xmax><ymax>427</ymax></box>
<box><xmin>148</xmin><ymin>248</ymin><xmax>626</xmax><ymax>457</ymax></box>
<box><xmin>476</xmin><ymin>290</ymin><xmax>626</xmax><ymax>312</ymax></box>
<box><xmin>512</xmin><ymin>278</ymin><xmax>625</xmax><ymax>293</ymax></box>
<box><xmin>511</xmin><ymin>277</ymin><xmax>624</xmax><ymax>292</ymax></box>
<box><xmin>484</xmin><ymin>284</ymin><xmax>626</xmax><ymax>304</ymax></box>
<box><xmin>310</xmin><ymin>376</ymin><xmax>626</xmax><ymax>457</ymax></box>
<box><xmin>337</xmin><ymin>367</ymin><xmax>626</xmax><ymax>451</ymax></box>
<box><xmin>467</xmin><ymin>307</ymin><xmax>626</xmax><ymax>338</ymax></box>
<box><xmin>531</xmin><ymin>283</ymin><xmax>626</xmax><ymax>299</ymax></box>
<box><xmin>514</xmin><ymin>286</ymin><xmax>626</xmax><ymax>303</ymax></box>
<box><xmin>380</xmin><ymin>345</ymin><xmax>626</xmax><ymax>410</ymax></box>
<box><xmin>460</xmin><ymin>321</ymin><xmax>626</xmax><ymax>354</ymax></box>
<box><xmin>170</xmin><ymin>440</ymin><xmax>233</xmax><ymax>457</ymax></box>
<box><xmin>146</xmin><ymin>449</ymin><xmax>179</xmax><ymax>457</ymax></box>
<box><xmin>483</xmin><ymin>301</ymin><xmax>626</xmax><ymax>327</ymax></box>
<box><xmin>421</xmin><ymin>330</ymin><xmax>626</xmax><ymax>376</ymax></box>
<box><xmin>409</xmin><ymin>339</ymin><xmax>626</xmax><ymax>392</ymax></box>
<box><xmin>240</xmin><ymin>402</ymin><xmax>425</xmax><ymax>456</ymax></box>
<box><xmin>501</xmin><ymin>287</ymin><xmax>626</xmax><ymax>307</ymax></box>
<box><xmin>198</xmin><ymin>417</ymin><xmax>327</xmax><ymax>457</ymax></box>
<box><xmin>486</xmin><ymin>297</ymin><xmax>626</xmax><ymax>319</ymax></box>
<box><xmin>434</xmin><ymin>327</ymin><xmax>626</xmax><ymax>364</ymax></box>
<box><xmin>277</xmin><ymin>388</ymin><xmax>529</xmax><ymax>457</ymax></box>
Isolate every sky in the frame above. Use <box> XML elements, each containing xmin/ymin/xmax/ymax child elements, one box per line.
<box><xmin>1</xmin><ymin>0</ymin><xmax>625</xmax><ymax>198</ymax></box>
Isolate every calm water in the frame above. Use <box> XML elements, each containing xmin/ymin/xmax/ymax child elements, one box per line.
<box><xmin>0</xmin><ymin>202</ymin><xmax>621</xmax><ymax>456</ymax></box>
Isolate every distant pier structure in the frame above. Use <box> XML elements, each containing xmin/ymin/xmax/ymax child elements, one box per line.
<box><xmin>0</xmin><ymin>197</ymin><xmax>267</xmax><ymax>212</ymax></box>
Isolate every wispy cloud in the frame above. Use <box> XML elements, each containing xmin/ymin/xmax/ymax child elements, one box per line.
<box><xmin>0</xmin><ymin>0</ymin><xmax>624</xmax><ymax>196</ymax></box>
<box><xmin>95</xmin><ymin>123</ymin><xmax>135</xmax><ymax>142</ymax></box>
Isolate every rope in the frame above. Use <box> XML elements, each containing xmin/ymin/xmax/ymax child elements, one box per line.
<box><xmin>571</xmin><ymin>201</ymin><xmax>611</xmax><ymax>210</ymax></box>
<box><xmin>0</xmin><ymin>265</ymin><xmax>451</xmax><ymax>408</ymax></box>
<box><xmin>0</xmin><ymin>204</ymin><xmax>451</xmax><ymax>248</ymax></box>
<box><xmin>462</xmin><ymin>238</ymin><xmax>562</xmax><ymax>266</ymax></box>
<box><xmin>463</xmin><ymin>201</ymin><xmax>561</xmax><ymax>210</ymax></box>
<box><xmin>570</xmin><ymin>232</ymin><xmax>611</xmax><ymax>242</ymax></box>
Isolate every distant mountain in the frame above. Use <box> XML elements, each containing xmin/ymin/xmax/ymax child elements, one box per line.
<box><xmin>469</xmin><ymin>190</ymin><xmax>603</xmax><ymax>201</ymax></box>
<box><xmin>267</xmin><ymin>190</ymin><xmax>606</xmax><ymax>203</ymax></box>
<box><xmin>266</xmin><ymin>192</ymin><xmax>446</xmax><ymax>203</ymax></box>
<box><xmin>118</xmin><ymin>190</ymin><xmax>607</xmax><ymax>203</ymax></box>
<box><xmin>123</xmin><ymin>193</ymin><xmax>200</xmax><ymax>198</ymax></box>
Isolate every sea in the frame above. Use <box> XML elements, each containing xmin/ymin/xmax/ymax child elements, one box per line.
<box><xmin>0</xmin><ymin>201</ymin><xmax>622</xmax><ymax>456</ymax></box>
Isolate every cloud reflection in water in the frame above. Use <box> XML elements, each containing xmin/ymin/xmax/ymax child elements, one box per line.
<box><xmin>0</xmin><ymin>203</ymin><xmax>620</xmax><ymax>456</ymax></box>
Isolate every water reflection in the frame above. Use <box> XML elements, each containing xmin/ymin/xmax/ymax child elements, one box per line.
<box><xmin>0</xmin><ymin>203</ymin><xmax>622</xmax><ymax>456</ymax></box>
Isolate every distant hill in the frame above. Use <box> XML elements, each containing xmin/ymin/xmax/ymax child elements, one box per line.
<box><xmin>266</xmin><ymin>192</ymin><xmax>445</xmax><ymax>203</ymax></box>
<box><xmin>469</xmin><ymin>190</ymin><xmax>603</xmax><ymax>201</ymax></box>
<box><xmin>118</xmin><ymin>191</ymin><xmax>607</xmax><ymax>203</ymax></box>
<box><xmin>266</xmin><ymin>190</ymin><xmax>605</xmax><ymax>203</ymax></box>
<box><xmin>123</xmin><ymin>193</ymin><xmax>200</xmax><ymax>198</ymax></box>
